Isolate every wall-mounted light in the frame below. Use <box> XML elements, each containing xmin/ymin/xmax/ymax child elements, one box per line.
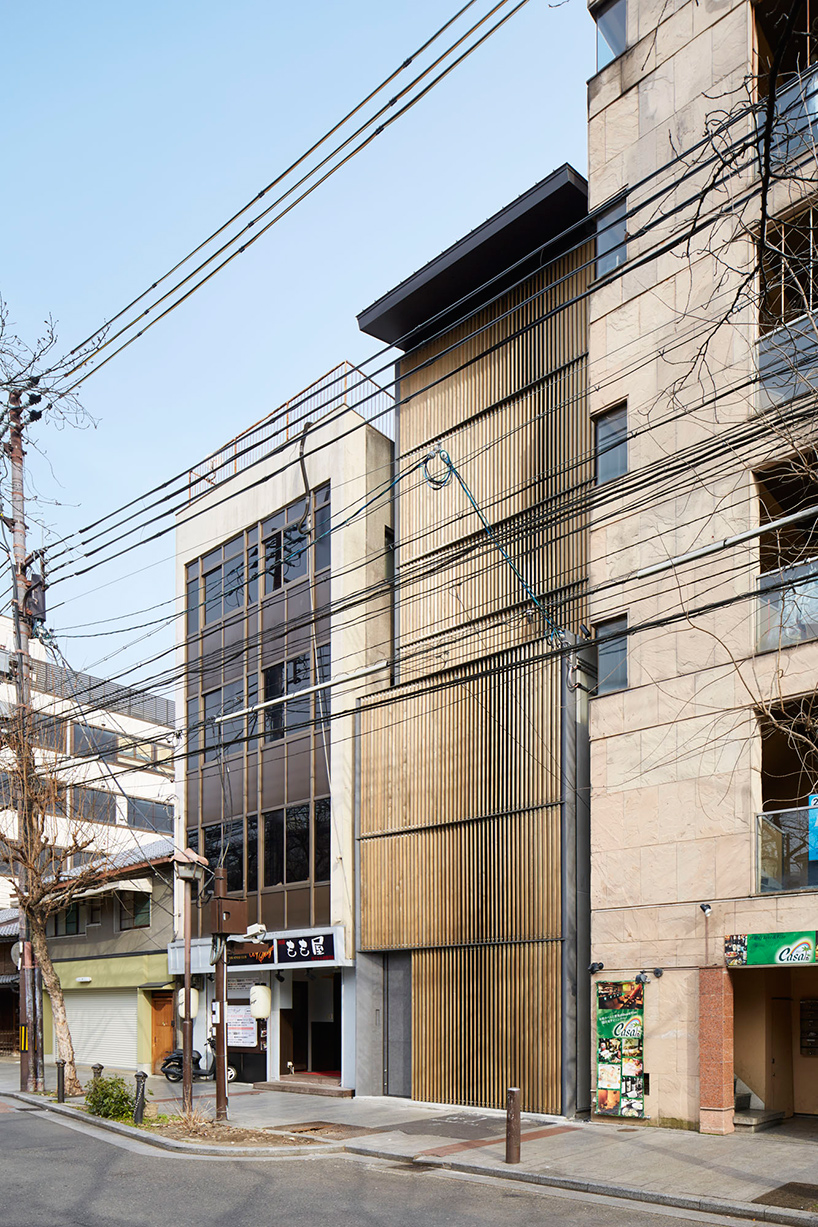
<box><xmin>589</xmin><ymin>962</ymin><xmax>605</xmax><ymax>974</ymax></box>
<box><xmin>653</xmin><ymin>968</ymin><xmax>663</xmax><ymax>978</ymax></box>
<box><xmin>700</xmin><ymin>903</ymin><xmax>712</xmax><ymax>917</ymax></box>
<box><xmin>75</xmin><ymin>976</ymin><xmax>92</xmax><ymax>984</ymax></box>
<box><xmin>274</xmin><ymin>971</ymin><xmax>285</xmax><ymax>983</ymax></box>
<box><xmin>306</xmin><ymin>970</ymin><xmax>316</xmax><ymax>982</ymax></box>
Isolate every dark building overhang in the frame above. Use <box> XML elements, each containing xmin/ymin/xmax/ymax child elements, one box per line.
<box><xmin>357</xmin><ymin>163</ymin><xmax>589</xmax><ymax>351</ymax></box>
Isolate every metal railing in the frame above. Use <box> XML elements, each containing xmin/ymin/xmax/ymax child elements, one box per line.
<box><xmin>757</xmin><ymin>806</ymin><xmax>818</xmax><ymax>893</ymax></box>
<box><xmin>757</xmin><ymin>561</ymin><xmax>818</xmax><ymax>651</ymax></box>
<box><xmin>187</xmin><ymin>361</ymin><xmax>394</xmax><ymax>503</ymax></box>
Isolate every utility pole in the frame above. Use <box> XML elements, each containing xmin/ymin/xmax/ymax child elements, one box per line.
<box><xmin>182</xmin><ymin>871</ymin><xmax>193</xmax><ymax>1113</ymax></box>
<box><xmin>7</xmin><ymin>390</ymin><xmax>38</xmax><ymax>1092</ymax></box>
<box><xmin>214</xmin><ymin>866</ymin><xmax>228</xmax><ymax>1121</ymax></box>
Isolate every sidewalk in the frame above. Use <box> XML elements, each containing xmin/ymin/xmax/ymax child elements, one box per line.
<box><xmin>4</xmin><ymin>1059</ymin><xmax>818</xmax><ymax>1222</ymax></box>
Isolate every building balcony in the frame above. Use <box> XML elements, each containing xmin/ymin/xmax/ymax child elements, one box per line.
<box><xmin>757</xmin><ymin>806</ymin><xmax>818</xmax><ymax>893</ymax></box>
<box><xmin>757</xmin><ymin>560</ymin><xmax>818</xmax><ymax>651</ymax></box>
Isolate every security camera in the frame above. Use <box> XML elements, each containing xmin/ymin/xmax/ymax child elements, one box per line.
<box><xmin>244</xmin><ymin>922</ymin><xmax>267</xmax><ymax>943</ymax></box>
<box><xmin>700</xmin><ymin>903</ymin><xmax>712</xmax><ymax>917</ymax></box>
<box><xmin>653</xmin><ymin>968</ymin><xmax>664</xmax><ymax>978</ymax></box>
<box><xmin>635</xmin><ymin>971</ymin><xmax>650</xmax><ymax>984</ymax></box>
<box><xmin>588</xmin><ymin>961</ymin><xmax>605</xmax><ymax>974</ymax></box>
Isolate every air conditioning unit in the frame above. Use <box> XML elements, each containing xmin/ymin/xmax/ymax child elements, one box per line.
<box><xmin>0</xmin><ymin>649</ymin><xmax>12</xmax><ymax>678</ymax></box>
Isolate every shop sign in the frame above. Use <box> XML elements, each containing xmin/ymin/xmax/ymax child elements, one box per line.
<box><xmin>226</xmin><ymin>1003</ymin><xmax>257</xmax><ymax>1048</ymax></box>
<box><xmin>276</xmin><ymin>932</ymin><xmax>335</xmax><ymax>964</ymax></box>
<box><xmin>227</xmin><ymin>943</ymin><xmax>276</xmax><ymax>968</ymax></box>
<box><xmin>724</xmin><ymin>931</ymin><xmax>817</xmax><ymax>967</ymax></box>
<box><xmin>595</xmin><ymin>981</ymin><xmax>644</xmax><ymax>1118</ymax></box>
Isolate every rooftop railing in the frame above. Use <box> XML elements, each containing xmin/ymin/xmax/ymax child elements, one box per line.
<box><xmin>187</xmin><ymin>361</ymin><xmax>394</xmax><ymax>503</ymax></box>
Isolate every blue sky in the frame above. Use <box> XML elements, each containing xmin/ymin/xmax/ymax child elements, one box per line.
<box><xmin>0</xmin><ymin>1</ymin><xmax>593</xmax><ymax>687</ymax></box>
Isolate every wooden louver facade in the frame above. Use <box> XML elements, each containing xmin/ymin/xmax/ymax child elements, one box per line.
<box><xmin>357</xmin><ymin>171</ymin><xmax>592</xmax><ymax>1115</ymax></box>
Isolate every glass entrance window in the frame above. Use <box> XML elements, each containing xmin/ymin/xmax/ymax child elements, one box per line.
<box><xmin>595</xmin><ymin>0</ymin><xmax>626</xmax><ymax>70</ymax></box>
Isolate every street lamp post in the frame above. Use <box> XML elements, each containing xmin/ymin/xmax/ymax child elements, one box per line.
<box><xmin>176</xmin><ymin>857</ymin><xmax>205</xmax><ymax>1115</ymax></box>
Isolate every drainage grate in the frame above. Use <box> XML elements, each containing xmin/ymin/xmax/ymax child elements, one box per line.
<box><xmin>753</xmin><ymin>1184</ymin><xmax>818</xmax><ymax>1212</ymax></box>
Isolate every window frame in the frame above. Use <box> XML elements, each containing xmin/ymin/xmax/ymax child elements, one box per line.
<box><xmin>594</xmin><ymin>402</ymin><xmax>628</xmax><ymax>485</ymax></box>
<box><xmin>594</xmin><ymin>614</ymin><xmax>629</xmax><ymax>696</ymax></box>
<box><xmin>594</xmin><ymin>0</ymin><xmax>627</xmax><ymax>72</ymax></box>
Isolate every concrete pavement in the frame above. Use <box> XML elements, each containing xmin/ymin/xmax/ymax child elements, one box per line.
<box><xmin>5</xmin><ymin>1060</ymin><xmax>818</xmax><ymax>1223</ymax></box>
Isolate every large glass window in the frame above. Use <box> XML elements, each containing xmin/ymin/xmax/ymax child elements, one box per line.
<box><xmin>264</xmin><ymin>808</ymin><xmax>284</xmax><ymax>886</ymax></box>
<box><xmin>286</xmin><ymin>654</ymin><xmax>311</xmax><ymax>733</ymax></box>
<box><xmin>595</xmin><ymin>615</ymin><xmax>628</xmax><ymax>694</ymax></box>
<box><xmin>73</xmin><ymin>786</ymin><xmax>117</xmax><ymax>825</ymax></box>
<box><xmin>73</xmin><ymin>723</ymin><xmax>118</xmax><ymax>759</ymax></box>
<box><xmin>595</xmin><ymin>403</ymin><xmax>628</xmax><ymax>484</ymax></box>
<box><xmin>263</xmin><ymin>663</ymin><xmax>284</xmax><ymax>742</ymax></box>
<box><xmin>55</xmin><ymin>903</ymin><xmax>81</xmax><ymax>937</ymax></box>
<box><xmin>595</xmin><ymin>0</ymin><xmax>626</xmax><ymax>70</ymax></box>
<box><xmin>202</xmin><ymin>819</ymin><xmax>245</xmax><ymax>893</ymax></box>
<box><xmin>314</xmin><ymin>797</ymin><xmax>331</xmax><ymax>882</ymax></box>
<box><xmin>286</xmin><ymin>803</ymin><xmax>310</xmax><ymax>883</ymax></box>
<box><xmin>204</xmin><ymin>565</ymin><xmax>222</xmax><ymax>624</ymax></box>
<box><xmin>126</xmin><ymin>797</ymin><xmax>174</xmax><ymax>834</ymax></box>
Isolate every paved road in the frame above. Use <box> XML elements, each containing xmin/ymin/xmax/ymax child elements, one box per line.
<box><xmin>0</xmin><ymin>1099</ymin><xmax>758</xmax><ymax>1227</ymax></box>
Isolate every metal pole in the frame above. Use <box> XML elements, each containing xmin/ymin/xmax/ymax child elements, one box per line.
<box><xmin>133</xmin><ymin>1071</ymin><xmax>147</xmax><ymax>1125</ymax></box>
<box><xmin>182</xmin><ymin>875</ymin><xmax>193</xmax><ymax>1113</ymax></box>
<box><xmin>214</xmin><ymin>866</ymin><xmax>228</xmax><ymax>1121</ymax></box>
<box><xmin>55</xmin><ymin>1058</ymin><xmax>65</xmax><ymax>1103</ymax></box>
<box><xmin>8</xmin><ymin>392</ymin><xmax>36</xmax><ymax>1093</ymax></box>
<box><xmin>505</xmin><ymin>1086</ymin><xmax>521</xmax><ymax>1164</ymax></box>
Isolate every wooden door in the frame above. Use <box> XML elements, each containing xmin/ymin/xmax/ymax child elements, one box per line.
<box><xmin>769</xmin><ymin>997</ymin><xmax>794</xmax><ymax>1116</ymax></box>
<box><xmin>151</xmin><ymin>992</ymin><xmax>175</xmax><ymax>1073</ymax></box>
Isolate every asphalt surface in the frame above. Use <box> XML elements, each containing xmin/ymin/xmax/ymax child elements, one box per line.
<box><xmin>0</xmin><ymin>1098</ymin><xmax>761</xmax><ymax>1227</ymax></box>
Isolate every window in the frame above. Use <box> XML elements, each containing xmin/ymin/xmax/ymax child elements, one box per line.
<box><xmin>595</xmin><ymin>615</ymin><xmax>628</xmax><ymax>694</ymax></box>
<box><xmin>203</xmin><ymin>682</ymin><xmax>245</xmax><ymax>762</ymax></box>
<box><xmin>119</xmin><ymin>890</ymin><xmax>150</xmax><ymax>930</ymax></box>
<box><xmin>204</xmin><ymin>564</ymin><xmax>222</xmax><ymax>624</ymax></box>
<box><xmin>186</xmin><ymin>562</ymin><xmax>199</xmax><ymax>637</ymax></box>
<box><xmin>595</xmin><ymin>0</ymin><xmax>626</xmax><ymax>71</ymax></box>
<box><xmin>73</xmin><ymin>723</ymin><xmax>118</xmax><ymax>760</ymax></box>
<box><xmin>286</xmin><ymin>654</ymin><xmax>311</xmax><ymax>733</ymax></box>
<box><xmin>72</xmin><ymin>786</ymin><xmax>117</xmax><ymax>826</ymax></box>
<box><xmin>314</xmin><ymin>797</ymin><xmax>331</xmax><ymax>882</ymax></box>
<box><xmin>203</xmin><ymin>820</ymin><xmax>246</xmax><ymax>893</ymax></box>
<box><xmin>223</xmin><ymin>536</ymin><xmax>245</xmax><ymax>613</ymax></box>
<box><xmin>595</xmin><ymin>403</ymin><xmax>628</xmax><ymax>484</ymax></box>
<box><xmin>31</xmin><ymin>713</ymin><xmax>66</xmax><ymax>753</ymax></box>
<box><xmin>118</xmin><ymin>738</ymin><xmax>156</xmax><ymax>767</ymax></box>
<box><xmin>761</xmin><ymin>208</ymin><xmax>818</xmax><ymax>332</ymax></box>
<box><xmin>55</xmin><ymin>903</ymin><xmax>80</xmax><ymax>937</ymax></box>
<box><xmin>126</xmin><ymin>797</ymin><xmax>174</xmax><ymax>834</ymax></box>
<box><xmin>286</xmin><ymin>803</ymin><xmax>310</xmax><ymax>883</ymax></box>
<box><xmin>756</xmin><ymin>0</ymin><xmax>818</xmax><ymax>100</ymax></box>
<box><xmin>87</xmin><ymin>901</ymin><xmax>101</xmax><ymax>926</ymax></box>
<box><xmin>263</xmin><ymin>663</ymin><xmax>284</xmax><ymax>742</ymax></box>
<box><xmin>756</xmin><ymin>459</ymin><xmax>818</xmax><ymax>650</ymax></box>
<box><xmin>596</xmin><ymin>196</ymin><xmax>627</xmax><ymax>278</ymax></box>
<box><xmin>315</xmin><ymin>487</ymin><xmax>331</xmax><ymax>572</ymax></box>
<box><xmin>264</xmin><ymin>808</ymin><xmax>284</xmax><ymax>886</ymax></box>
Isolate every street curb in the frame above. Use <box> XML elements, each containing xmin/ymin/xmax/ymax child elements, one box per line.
<box><xmin>409</xmin><ymin>1155</ymin><xmax>818</xmax><ymax>1227</ymax></box>
<box><xmin>2</xmin><ymin>1091</ymin><xmax>342</xmax><ymax>1158</ymax></box>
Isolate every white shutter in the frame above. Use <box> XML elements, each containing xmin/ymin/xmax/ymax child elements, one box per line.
<box><xmin>58</xmin><ymin>990</ymin><xmax>138</xmax><ymax>1069</ymax></box>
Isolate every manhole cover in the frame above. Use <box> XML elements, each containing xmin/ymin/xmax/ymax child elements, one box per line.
<box><xmin>753</xmin><ymin>1184</ymin><xmax>818</xmax><ymax>1212</ymax></box>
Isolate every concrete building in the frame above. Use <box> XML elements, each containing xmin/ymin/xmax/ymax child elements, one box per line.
<box><xmin>586</xmin><ymin>0</ymin><xmax>818</xmax><ymax>1130</ymax></box>
<box><xmin>0</xmin><ymin>616</ymin><xmax>176</xmax><ymax>912</ymax></box>
<box><xmin>172</xmin><ymin>362</ymin><xmax>393</xmax><ymax>1089</ymax></box>
<box><xmin>355</xmin><ymin>167</ymin><xmax>595</xmax><ymax>1114</ymax></box>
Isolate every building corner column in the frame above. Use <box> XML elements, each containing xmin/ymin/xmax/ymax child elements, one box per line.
<box><xmin>698</xmin><ymin>966</ymin><xmax>734</xmax><ymax>1134</ymax></box>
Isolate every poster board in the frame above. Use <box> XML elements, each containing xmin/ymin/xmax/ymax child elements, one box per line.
<box><xmin>226</xmin><ymin>1003</ymin><xmax>257</xmax><ymax>1048</ymax></box>
<box><xmin>595</xmin><ymin>981</ymin><xmax>644</xmax><ymax>1117</ymax></box>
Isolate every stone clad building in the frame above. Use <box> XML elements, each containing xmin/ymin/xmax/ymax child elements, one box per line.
<box><xmin>587</xmin><ymin>0</ymin><xmax>818</xmax><ymax>1130</ymax></box>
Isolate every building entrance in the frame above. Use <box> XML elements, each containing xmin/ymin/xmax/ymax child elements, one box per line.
<box><xmin>732</xmin><ymin>965</ymin><xmax>818</xmax><ymax>1121</ymax></box>
<box><xmin>279</xmin><ymin>970</ymin><xmax>341</xmax><ymax>1077</ymax></box>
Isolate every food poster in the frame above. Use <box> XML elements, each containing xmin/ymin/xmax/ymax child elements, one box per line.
<box><xmin>596</xmin><ymin>981</ymin><xmax>644</xmax><ymax>1117</ymax></box>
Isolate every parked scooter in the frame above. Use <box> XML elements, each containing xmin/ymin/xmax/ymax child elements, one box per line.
<box><xmin>161</xmin><ymin>1035</ymin><xmax>237</xmax><ymax>1083</ymax></box>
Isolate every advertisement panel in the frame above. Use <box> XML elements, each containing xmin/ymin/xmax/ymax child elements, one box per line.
<box><xmin>595</xmin><ymin>981</ymin><xmax>644</xmax><ymax>1118</ymax></box>
<box><xmin>724</xmin><ymin>932</ymin><xmax>816</xmax><ymax>967</ymax></box>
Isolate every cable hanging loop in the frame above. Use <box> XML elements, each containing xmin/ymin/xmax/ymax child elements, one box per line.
<box><xmin>423</xmin><ymin>447</ymin><xmax>564</xmax><ymax>645</ymax></box>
